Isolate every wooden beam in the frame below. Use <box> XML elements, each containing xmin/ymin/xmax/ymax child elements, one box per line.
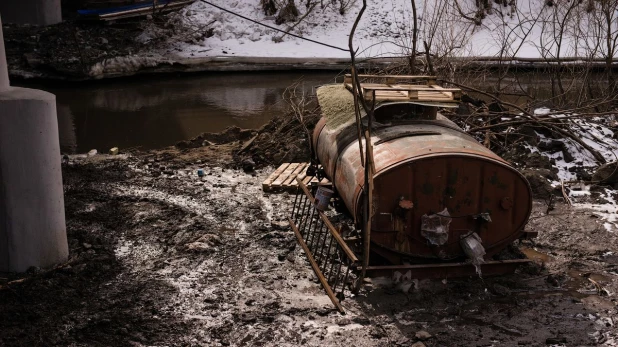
<box><xmin>262</xmin><ymin>163</ymin><xmax>290</xmax><ymax>192</ymax></box>
<box><xmin>282</xmin><ymin>163</ymin><xmax>307</xmax><ymax>187</ymax></box>
<box><xmin>289</xmin><ymin>218</ymin><xmax>345</xmax><ymax>313</ymax></box>
<box><xmin>271</xmin><ymin>163</ymin><xmax>299</xmax><ymax>189</ymax></box>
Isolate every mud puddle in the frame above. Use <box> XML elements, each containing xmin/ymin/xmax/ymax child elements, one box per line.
<box><xmin>521</xmin><ymin>247</ymin><xmax>554</xmax><ymax>264</ymax></box>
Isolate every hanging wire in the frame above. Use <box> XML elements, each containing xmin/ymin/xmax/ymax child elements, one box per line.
<box><xmin>199</xmin><ymin>0</ymin><xmax>349</xmax><ymax>52</ymax></box>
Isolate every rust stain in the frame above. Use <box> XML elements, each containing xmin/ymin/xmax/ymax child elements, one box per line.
<box><xmin>313</xmin><ymin>104</ymin><xmax>533</xmax><ymax>264</ymax></box>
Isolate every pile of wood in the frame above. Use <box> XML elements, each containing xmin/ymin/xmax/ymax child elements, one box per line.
<box><xmin>344</xmin><ymin>74</ymin><xmax>462</xmax><ymax>104</ymax></box>
<box><xmin>262</xmin><ymin>163</ymin><xmax>329</xmax><ymax>193</ymax></box>
<box><xmin>441</xmin><ymin>80</ymin><xmax>617</xmax><ymax>166</ymax></box>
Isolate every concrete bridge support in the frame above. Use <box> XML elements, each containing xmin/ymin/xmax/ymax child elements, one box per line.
<box><xmin>0</xmin><ymin>0</ymin><xmax>62</xmax><ymax>26</ymax></box>
<box><xmin>0</xmin><ymin>17</ymin><xmax>68</xmax><ymax>272</ymax></box>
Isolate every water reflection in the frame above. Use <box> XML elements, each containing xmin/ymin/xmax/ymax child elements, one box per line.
<box><xmin>19</xmin><ymin>71</ymin><xmax>336</xmax><ymax>153</ymax></box>
<box><xmin>56</xmin><ymin>105</ymin><xmax>77</xmax><ymax>154</ymax></box>
<box><xmin>22</xmin><ymin>70</ymin><xmax>579</xmax><ymax>154</ymax></box>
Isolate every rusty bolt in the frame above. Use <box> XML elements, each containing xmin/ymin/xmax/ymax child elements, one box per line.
<box><xmin>500</xmin><ymin>197</ymin><xmax>513</xmax><ymax>210</ymax></box>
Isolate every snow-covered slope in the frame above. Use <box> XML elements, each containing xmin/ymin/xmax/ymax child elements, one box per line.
<box><xmin>143</xmin><ymin>0</ymin><xmax>617</xmax><ymax>60</ymax></box>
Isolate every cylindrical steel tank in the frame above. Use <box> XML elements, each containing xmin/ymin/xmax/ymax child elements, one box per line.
<box><xmin>313</xmin><ymin>100</ymin><xmax>532</xmax><ymax>264</ymax></box>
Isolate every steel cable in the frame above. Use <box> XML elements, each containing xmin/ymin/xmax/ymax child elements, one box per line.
<box><xmin>199</xmin><ymin>0</ymin><xmax>349</xmax><ymax>52</ymax></box>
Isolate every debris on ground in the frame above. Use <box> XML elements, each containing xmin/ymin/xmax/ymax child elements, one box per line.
<box><xmin>0</xmin><ymin>123</ymin><xmax>616</xmax><ymax>345</ymax></box>
<box><xmin>1</xmin><ymin>76</ymin><xmax>618</xmax><ymax>345</ymax></box>
<box><xmin>445</xmin><ymin>102</ymin><xmax>618</xmax><ymax>232</ymax></box>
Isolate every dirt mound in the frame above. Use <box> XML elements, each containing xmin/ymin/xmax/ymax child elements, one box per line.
<box><xmin>170</xmin><ymin>98</ymin><xmax>320</xmax><ymax>171</ymax></box>
<box><xmin>175</xmin><ymin>126</ymin><xmax>257</xmax><ymax>149</ymax></box>
<box><xmin>520</xmin><ymin>168</ymin><xmax>557</xmax><ymax>199</ymax></box>
<box><xmin>592</xmin><ymin>161</ymin><xmax>618</xmax><ymax>186</ymax></box>
<box><xmin>234</xmin><ymin>103</ymin><xmax>320</xmax><ymax>169</ymax></box>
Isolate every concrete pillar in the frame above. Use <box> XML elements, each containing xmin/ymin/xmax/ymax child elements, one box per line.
<box><xmin>0</xmin><ymin>17</ymin><xmax>68</xmax><ymax>272</ymax></box>
<box><xmin>0</xmin><ymin>15</ymin><xmax>7</xmax><ymax>91</ymax></box>
<box><xmin>0</xmin><ymin>0</ymin><xmax>62</xmax><ymax>26</ymax></box>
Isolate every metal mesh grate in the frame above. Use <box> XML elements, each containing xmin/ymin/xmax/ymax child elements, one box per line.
<box><xmin>288</xmin><ymin>179</ymin><xmax>359</xmax><ymax>313</ymax></box>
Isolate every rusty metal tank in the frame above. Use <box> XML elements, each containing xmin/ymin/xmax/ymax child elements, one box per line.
<box><xmin>313</xmin><ymin>89</ymin><xmax>532</xmax><ymax>264</ymax></box>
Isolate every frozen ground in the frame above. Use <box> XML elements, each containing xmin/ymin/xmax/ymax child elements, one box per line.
<box><xmin>516</xmin><ymin>108</ymin><xmax>618</xmax><ymax>233</ymax></box>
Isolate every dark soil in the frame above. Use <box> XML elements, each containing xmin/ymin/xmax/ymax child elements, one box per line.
<box><xmin>172</xmin><ymin>103</ymin><xmax>321</xmax><ymax>170</ymax></box>
<box><xmin>233</xmin><ymin>103</ymin><xmax>320</xmax><ymax>169</ymax></box>
<box><xmin>0</xmin><ymin>161</ymin><xmax>197</xmax><ymax>346</ymax></box>
<box><xmin>3</xmin><ymin>21</ymin><xmax>148</xmax><ymax>80</ymax></box>
<box><xmin>0</xmin><ymin>145</ymin><xmax>616</xmax><ymax>346</ymax></box>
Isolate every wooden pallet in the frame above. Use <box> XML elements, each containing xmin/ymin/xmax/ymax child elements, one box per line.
<box><xmin>343</xmin><ymin>74</ymin><xmax>462</xmax><ymax>103</ymax></box>
<box><xmin>262</xmin><ymin>163</ymin><xmax>330</xmax><ymax>193</ymax></box>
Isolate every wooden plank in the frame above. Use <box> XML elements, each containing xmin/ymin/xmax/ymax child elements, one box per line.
<box><xmin>392</xmin><ymin>85</ymin><xmax>460</xmax><ymax>92</ymax></box>
<box><xmin>358</xmin><ymin>83</ymin><xmax>459</xmax><ymax>92</ymax></box>
<box><xmin>359</xmin><ymin>74</ymin><xmax>437</xmax><ymax>80</ymax></box>
<box><xmin>345</xmin><ymin>74</ymin><xmax>437</xmax><ymax>81</ymax></box>
<box><xmin>345</xmin><ymin>75</ymin><xmax>462</xmax><ymax>103</ymax></box>
<box><xmin>272</xmin><ymin>163</ymin><xmax>300</xmax><ymax>188</ymax></box>
<box><xmin>302</xmin><ymin>175</ymin><xmax>320</xmax><ymax>186</ymax></box>
<box><xmin>237</xmin><ymin>134</ymin><xmax>258</xmax><ymax>155</ymax></box>
<box><xmin>429</xmin><ymin>85</ymin><xmax>462</xmax><ymax>100</ymax></box>
<box><xmin>406</xmin><ymin>90</ymin><xmax>419</xmax><ymax>100</ymax></box>
<box><xmin>282</xmin><ymin>163</ymin><xmax>307</xmax><ymax>187</ymax></box>
<box><xmin>260</xmin><ymin>163</ymin><xmax>327</xmax><ymax>193</ymax></box>
<box><xmin>363</xmin><ymin>85</ymin><xmax>460</xmax><ymax>93</ymax></box>
<box><xmin>262</xmin><ymin>163</ymin><xmax>290</xmax><ymax>192</ymax></box>
<box><xmin>429</xmin><ymin>85</ymin><xmax>456</xmax><ymax>100</ymax></box>
<box><xmin>353</xmin><ymin>86</ymin><xmax>459</xmax><ymax>103</ymax></box>
<box><xmin>367</xmin><ymin>90</ymin><xmax>409</xmax><ymax>100</ymax></box>
<box><xmin>292</xmin><ymin>166</ymin><xmax>308</xmax><ymax>187</ymax></box>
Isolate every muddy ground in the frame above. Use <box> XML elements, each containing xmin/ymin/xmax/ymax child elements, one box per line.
<box><xmin>0</xmin><ymin>140</ymin><xmax>616</xmax><ymax>347</ymax></box>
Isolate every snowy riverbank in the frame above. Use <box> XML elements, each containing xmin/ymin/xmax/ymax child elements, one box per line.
<box><xmin>5</xmin><ymin>0</ymin><xmax>618</xmax><ymax>79</ymax></box>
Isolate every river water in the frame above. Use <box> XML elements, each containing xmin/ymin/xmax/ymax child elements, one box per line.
<box><xmin>18</xmin><ymin>71</ymin><xmax>338</xmax><ymax>154</ymax></box>
<box><xmin>17</xmin><ymin>70</ymin><xmax>571</xmax><ymax>154</ymax></box>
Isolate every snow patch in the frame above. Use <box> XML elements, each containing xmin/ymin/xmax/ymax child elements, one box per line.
<box><xmin>526</xmin><ymin>109</ymin><xmax>618</xmax><ymax>230</ymax></box>
<box><xmin>144</xmin><ymin>0</ymin><xmax>618</xmax><ymax>61</ymax></box>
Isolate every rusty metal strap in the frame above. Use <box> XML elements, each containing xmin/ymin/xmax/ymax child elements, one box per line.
<box><xmin>360</xmin><ymin>259</ymin><xmax>532</xmax><ymax>278</ymax></box>
<box><xmin>295</xmin><ymin>178</ymin><xmax>359</xmax><ymax>264</ymax></box>
<box><xmin>371</xmin><ymin>119</ymin><xmax>467</xmax><ymax>134</ymax></box>
<box><xmin>374</xmin><ymin>130</ymin><xmax>441</xmax><ymax>145</ymax></box>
